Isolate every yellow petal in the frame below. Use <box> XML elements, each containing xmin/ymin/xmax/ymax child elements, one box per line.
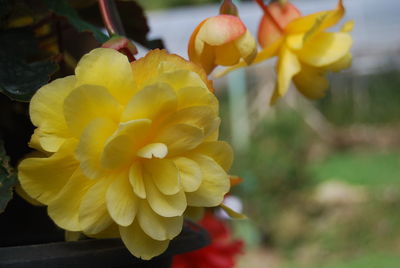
<box><xmin>75</xmin><ymin>48</ymin><xmax>136</xmax><ymax>104</ymax></box>
<box><xmin>215</xmin><ymin>38</ymin><xmax>282</xmax><ymax>78</ymax></box>
<box><xmin>286</xmin><ymin>33</ymin><xmax>305</xmax><ymax>51</ymax></box>
<box><xmin>192</xmin><ymin>141</ymin><xmax>233</xmax><ymax>171</ymax></box>
<box><xmin>79</xmin><ymin>177</ymin><xmax>113</xmax><ymax>234</ymax></box>
<box><xmin>48</xmin><ymin>168</ymin><xmax>95</xmax><ymax>231</ymax></box>
<box><xmin>122</xmin><ymin>83</ymin><xmax>177</xmax><ymax>122</ymax></box>
<box><xmin>234</xmin><ymin>30</ymin><xmax>257</xmax><ymax>64</ymax></box>
<box><xmin>144</xmin><ymin>171</ymin><xmax>186</xmax><ymax>217</ymax></box>
<box><xmin>30</xmin><ymin>76</ymin><xmax>76</xmax><ymax>152</ymax></box>
<box><xmin>173</xmin><ymin>157</ymin><xmax>202</xmax><ymax>192</ymax></box>
<box><xmin>186</xmin><ymin>154</ymin><xmax>230</xmax><ymax>207</ymax></box>
<box><xmin>144</xmin><ymin>159</ymin><xmax>180</xmax><ymax>195</ymax></box>
<box><xmin>18</xmin><ymin>139</ymin><xmax>78</xmax><ymax>204</ymax></box>
<box><xmin>293</xmin><ymin>64</ymin><xmax>329</xmax><ymax>99</ymax></box>
<box><xmin>134</xmin><ymin>49</ymin><xmax>211</xmax><ymax>91</ymax></box>
<box><xmin>75</xmin><ymin>118</ymin><xmax>117</xmax><ymax>179</ymax></box>
<box><xmin>341</xmin><ymin>20</ymin><xmax>354</xmax><ymax>32</ymax></box>
<box><xmin>298</xmin><ymin>32</ymin><xmax>352</xmax><ymax>67</ymax></box>
<box><xmin>119</xmin><ymin>221</ymin><xmax>169</xmax><ymax>260</ymax></box>
<box><xmin>156</xmin><ymin>70</ymin><xmax>208</xmax><ymax>93</ymax></box>
<box><xmin>214</xmin><ymin>42</ymin><xmax>241</xmax><ymax>66</ymax></box>
<box><xmin>161</xmin><ymin>106</ymin><xmax>218</xmax><ymax>137</ymax></box>
<box><xmin>324</xmin><ymin>52</ymin><xmax>352</xmax><ymax>72</ymax></box>
<box><xmin>129</xmin><ymin>163</ymin><xmax>146</xmax><ymax>199</ymax></box>
<box><xmin>100</xmin><ymin>119</ymin><xmax>151</xmax><ymax>169</ymax></box>
<box><xmin>63</xmin><ymin>85</ymin><xmax>121</xmax><ymax>137</ymax></box>
<box><xmin>137</xmin><ymin>201</ymin><xmax>183</xmax><ymax>241</ymax></box>
<box><xmin>106</xmin><ymin>170</ymin><xmax>138</xmax><ymax>226</ymax></box>
<box><xmin>87</xmin><ymin>223</ymin><xmax>119</xmax><ymax>239</ymax></box>
<box><xmin>285</xmin><ymin>0</ymin><xmax>345</xmax><ymax>35</ymax></box>
<box><xmin>137</xmin><ymin>143</ymin><xmax>168</xmax><ymax>159</ymax></box>
<box><xmin>220</xmin><ymin>203</ymin><xmax>247</xmax><ymax>219</ymax></box>
<box><xmin>155</xmin><ymin>124</ymin><xmax>203</xmax><ymax>156</ymax></box>
<box><xmin>176</xmin><ymin>86</ymin><xmax>218</xmax><ymax>112</ymax></box>
<box><xmin>271</xmin><ymin>47</ymin><xmax>301</xmax><ymax>104</ymax></box>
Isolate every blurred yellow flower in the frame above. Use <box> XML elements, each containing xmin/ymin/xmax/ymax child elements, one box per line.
<box><xmin>219</xmin><ymin>0</ymin><xmax>354</xmax><ymax>104</ymax></box>
<box><xmin>18</xmin><ymin>48</ymin><xmax>233</xmax><ymax>260</ymax></box>
<box><xmin>188</xmin><ymin>14</ymin><xmax>257</xmax><ymax>74</ymax></box>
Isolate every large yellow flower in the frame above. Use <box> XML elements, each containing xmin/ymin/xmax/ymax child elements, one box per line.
<box><xmin>219</xmin><ymin>0</ymin><xmax>354</xmax><ymax>104</ymax></box>
<box><xmin>18</xmin><ymin>48</ymin><xmax>233</xmax><ymax>260</ymax></box>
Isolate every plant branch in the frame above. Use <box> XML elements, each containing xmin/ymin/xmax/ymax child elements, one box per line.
<box><xmin>98</xmin><ymin>0</ymin><xmax>126</xmax><ymax>37</ymax></box>
<box><xmin>255</xmin><ymin>0</ymin><xmax>284</xmax><ymax>32</ymax></box>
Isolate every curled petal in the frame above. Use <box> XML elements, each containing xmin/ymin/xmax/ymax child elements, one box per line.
<box><xmin>293</xmin><ymin>64</ymin><xmax>329</xmax><ymax>99</ymax></box>
<box><xmin>144</xmin><ymin>159</ymin><xmax>181</xmax><ymax>196</ymax></box>
<box><xmin>106</xmin><ymin>170</ymin><xmax>139</xmax><ymax>226</ymax></box>
<box><xmin>173</xmin><ymin>157</ymin><xmax>202</xmax><ymax>192</ymax></box>
<box><xmin>18</xmin><ymin>139</ymin><xmax>79</xmax><ymax>204</ymax></box>
<box><xmin>119</xmin><ymin>221</ymin><xmax>170</xmax><ymax>260</ymax></box>
<box><xmin>137</xmin><ymin>201</ymin><xmax>183</xmax><ymax>241</ymax></box>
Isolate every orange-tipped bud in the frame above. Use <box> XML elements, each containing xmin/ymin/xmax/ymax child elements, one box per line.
<box><xmin>188</xmin><ymin>14</ymin><xmax>257</xmax><ymax>74</ymax></box>
<box><xmin>101</xmin><ymin>35</ymin><xmax>138</xmax><ymax>62</ymax></box>
<box><xmin>257</xmin><ymin>2</ymin><xmax>301</xmax><ymax>48</ymax></box>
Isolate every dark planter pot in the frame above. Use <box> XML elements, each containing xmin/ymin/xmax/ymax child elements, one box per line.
<box><xmin>0</xmin><ymin>196</ymin><xmax>210</xmax><ymax>267</ymax></box>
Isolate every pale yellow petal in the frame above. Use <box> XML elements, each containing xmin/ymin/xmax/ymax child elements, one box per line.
<box><xmin>106</xmin><ymin>170</ymin><xmax>138</xmax><ymax>226</ymax></box>
<box><xmin>271</xmin><ymin>47</ymin><xmax>301</xmax><ymax>104</ymax></box>
<box><xmin>137</xmin><ymin>201</ymin><xmax>183</xmax><ymax>241</ymax></box>
<box><xmin>285</xmin><ymin>0</ymin><xmax>345</xmax><ymax>35</ymax></box>
<box><xmin>341</xmin><ymin>20</ymin><xmax>354</xmax><ymax>32</ymax></box>
<box><xmin>144</xmin><ymin>170</ymin><xmax>186</xmax><ymax>217</ymax></box>
<box><xmin>173</xmin><ymin>157</ymin><xmax>202</xmax><ymax>192</ymax></box>
<box><xmin>137</xmin><ymin>143</ymin><xmax>168</xmax><ymax>159</ymax></box>
<box><xmin>48</xmin><ymin>168</ymin><xmax>95</xmax><ymax>231</ymax></box>
<box><xmin>100</xmin><ymin>119</ymin><xmax>151</xmax><ymax>169</ymax></box>
<box><xmin>234</xmin><ymin>30</ymin><xmax>257</xmax><ymax>64</ymax></box>
<box><xmin>192</xmin><ymin>141</ymin><xmax>233</xmax><ymax>171</ymax></box>
<box><xmin>186</xmin><ymin>154</ymin><xmax>230</xmax><ymax>207</ymax></box>
<box><xmin>293</xmin><ymin>64</ymin><xmax>329</xmax><ymax>99</ymax></box>
<box><xmin>129</xmin><ymin>162</ymin><xmax>146</xmax><ymax>199</ymax></box>
<box><xmin>215</xmin><ymin>38</ymin><xmax>282</xmax><ymax>78</ymax></box>
<box><xmin>75</xmin><ymin>118</ymin><xmax>117</xmax><ymax>179</ymax></box>
<box><xmin>75</xmin><ymin>48</ymin><xmax>136</xmax><ymax>104</ymax></box>
<box><xmin>79</xmin><ymin>177</ymin><xmax>113</xmax><ymax>234</ymax></box>
<box><xmin>18</xmin><ymin>139</ymin><xmax>78</xmax><ymax>204</ymax></box>
<box><xmin>63</xmin><ymin>85</ymin><xmax>121</xmax><ymax>137</ymax></box>
<box><xmin>298</xmin><ymin>32</ymin><xmax>352</xmax><ymax>67</ymax></box>
<box><xmin>155</xmin><ymin>124</ymin><xmax>203</xmax><ymax>156</ymax></box>
<box><xmin>30</xmin><ymin>76</ymin><xmax>76</xmax><ymax>152</ymax></box>
<box><xmin>176</xmin><ymin>86</ymin><xmax>218</xmax><ymax>113</ymax></box>
<box><xmin>324</xmin><ymin>52</ymin><xmax>352</xmax><ymax>72</ymax></box>
<box><xmin>121</xmin><ymin>83</ymin><xmax>177</xmax><ymax>122</ymax></box>
<box><xmin>156</xmin><ymin>70</ymin><xmax>208</xmax><ymax>92</ymax></box>
<box><xmin>161</xmin><ymin>106</ymin><xmax>218</xmax><ymax>137</ymax></box>
<box><xmin>144</xmin><ymin>159</ymin><xmax>180</xmax><ymax>195</ymax></box>
<box><xmin>119</xmin><ymin>221</ymin><xmax>169</xmax><ymax>260</ymax></box>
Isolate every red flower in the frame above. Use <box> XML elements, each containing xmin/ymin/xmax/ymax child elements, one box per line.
<box><xmin>173</xmin><ymin>213</ymin><xmax>244</xmax><ymax>268</ymax></box>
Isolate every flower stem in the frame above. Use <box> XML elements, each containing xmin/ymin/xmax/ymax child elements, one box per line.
<box><xmin>98</xmin><ymin>0</ymin><xmax>126</xmax><ymax>37</ymax></box>
<box><xmin>255</xmin><ymin>0</ymin><xmax>284</xmax><ymax>32</ymax></box>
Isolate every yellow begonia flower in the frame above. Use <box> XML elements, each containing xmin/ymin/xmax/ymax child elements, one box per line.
<box><xmin>219</xmin><ymin>0</ymin><xmax>354</xmax><ymax>104</ymax></box>
<box><xmin>188</xmin><ymin>14</ymin><xmax>257</xmax><ymax>74</ymax></box>
<box><xmin>18</xmin><ymin>48</ymin><xmax>233</xmax><ymax>260</ymax></box>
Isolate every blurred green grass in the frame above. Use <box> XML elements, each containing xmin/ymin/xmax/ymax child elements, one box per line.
<box><xmin>310</xmin><ymin>151</ymin><xmax>400</xmax><ymax>186</ymax></box>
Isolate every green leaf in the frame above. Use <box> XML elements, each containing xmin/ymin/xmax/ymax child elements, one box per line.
<box><xmin>0</xmin><ymin>57</ymin><xmax>58</xmax><ymax>101</ymax></box>
<box><xmin>0</xmin><ymin>139</ymin><xmax>17</xmax><ymax>214</ymax></box>
<box><xmin>0</xmin><ymin>29</ymin><xmax>58</xmax><ymax>101</ymax></box>
<box><xmin>44</xmin><ymin>0</ymin><xmax>109</xmax><ymax>43</ymax></box>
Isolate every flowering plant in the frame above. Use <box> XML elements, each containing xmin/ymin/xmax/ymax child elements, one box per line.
<box><xmin>0</xmin><ymin>0</ymin><xmax>353</xmax><ymax>265</ymax></box>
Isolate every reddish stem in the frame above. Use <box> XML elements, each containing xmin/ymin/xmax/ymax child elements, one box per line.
<box><xmin>98</xmin><ymin>0</ymin><xmax>125</xmax><ymax>36</ymax></box>
<box><xmin>255</xmin><ymin>0</ymin><xmax>284</xmax><ymax>32</ymax></box>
